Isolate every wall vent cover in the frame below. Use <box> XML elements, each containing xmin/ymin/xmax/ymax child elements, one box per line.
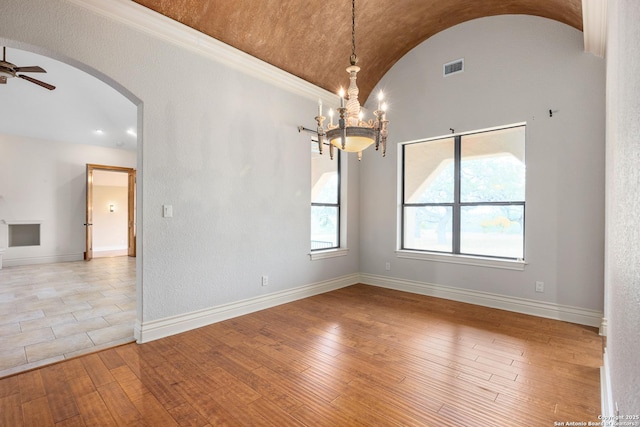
<box><xmin>443</xmin><ymin>58</ymin><xmax>464</xmax><ymax>76</ymax></box>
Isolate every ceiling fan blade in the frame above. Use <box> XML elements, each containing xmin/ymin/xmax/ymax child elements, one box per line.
<box><xmin>15</xmin><ymin>66</ymin><xmax>46</xmax><ymax>73</ymax></box>
<box><xmin>18</xmin><ymin>74</ymin><xmax>56</xmax><ymax>90</ymax></box>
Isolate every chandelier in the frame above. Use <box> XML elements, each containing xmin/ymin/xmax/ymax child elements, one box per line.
<box><xmin>311</xmin><ymin>0</ymin><xmax>389</xmax><ymax>161</ymax></box>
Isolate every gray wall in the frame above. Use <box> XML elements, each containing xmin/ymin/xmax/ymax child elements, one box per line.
<box><xmin>360</xmin><ymin>15</ymin><xmax>606</xmax><ymax>312</ymax></box>
<box><xmin>605</xmin><ymin>0</ymin><xmax>640</xmax><ymax>416</ymax></box>
<box><xmin>0</xmin><ymin>0</ymin><xmax>361</xmax><ymax>324</ymax></box>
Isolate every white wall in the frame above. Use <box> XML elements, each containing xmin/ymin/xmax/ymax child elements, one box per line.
<box><xmin>0</xmin><ymin>133</ymin><xmax>135</xmax><ymax>264</ymax></box>
<box><xmin>93</xmin><ymin>184</ymin><xmax>128</xmax><ymax>255</ymax></box>
<box><xmin>360</xmin><ymin>16</ymin><xmax>606</xmax><ymax>314</ymax></box>
<box><xmin>0</xmin><ymin>0</ymin><xmax>361</xmax><ymax>329</ymax></box>
<box><xmin>605</xmin><ymin>0</ymin><xmax>640</xmax><ymax>416</ymax></box>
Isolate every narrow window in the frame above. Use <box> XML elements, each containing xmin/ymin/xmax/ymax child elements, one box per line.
<box><xmin>311</xmin><ymin>145</ymin><xmax>340</xmax><ymax>251</ymax></box>
<box><xmin>402</xmin><ymin>124</ymin><xmax>525</xmax><ymax>260</ymax></box>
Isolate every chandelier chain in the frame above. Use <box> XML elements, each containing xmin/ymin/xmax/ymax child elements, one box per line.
<box><xmin>351</xmin><ymin>0</ymin><xmax>356</xmax><ymax>61</ymax></box>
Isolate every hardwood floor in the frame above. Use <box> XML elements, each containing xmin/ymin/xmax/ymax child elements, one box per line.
<box><xmin>0</xmin><ymin>284</ymin><xmax>603</xmax><ymax>426</ymax></box>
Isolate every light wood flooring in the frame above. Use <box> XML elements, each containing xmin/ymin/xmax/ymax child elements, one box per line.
<box><xmin>0</xmin><ymin>284</ymin><xmax>603</xmax><ymax>426</ymax></box>
<box><xmin>0</xmin><ymin>257</ymin><xmax>136</xmax><ymax>378</ymax></box>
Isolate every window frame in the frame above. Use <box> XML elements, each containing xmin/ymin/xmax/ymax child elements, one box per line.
<box><xmin>400</xmin><ymin>123</ymin><xmax>526</xmax><ymax>263</ymax></box>
<box><xmin>311</xmin><ymin>146</ymin><xmax>341</xmax><ymax>253</ymax></box>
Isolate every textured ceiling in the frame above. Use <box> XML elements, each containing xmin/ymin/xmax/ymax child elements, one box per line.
<box><xmin>132</xmin><ymin>0</ymin><xmax>583</xmax><ymax>103</ymax></box>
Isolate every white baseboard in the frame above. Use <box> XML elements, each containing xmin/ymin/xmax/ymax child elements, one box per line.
<box><xmin>93</xmin><ymin>249</ymin><xmax>128</xmax><ymax>257</ymax></box>
<box><xmin>600</xmin><ymin>317</ymin><xmax>608</xmax><ymax>336</ymax></box>
<box><xmin>135</xmin><ymin>273</ymin><xmax>359</xmax><ymax>343</ymax></box>
<box><xmin>2</xmin><ymin>253</ymin><xmax>84</xmax><ymax>267</ymax></box>
<box><xmin>360</xmin><ymin>273</ymin><xmax>604</xmax><ymax>328</ymax></box>
<box><xmin>601</xmin><ymin>348</ymin><xmax>614</xmax><ymax>419</ymax></box>
<box><xmin>135</xmin><ymin>272</ymin><xmax>603</xmax><ymax>344</ymax></box>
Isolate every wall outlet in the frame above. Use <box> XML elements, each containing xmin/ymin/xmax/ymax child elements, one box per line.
<box><xmin>385</xmin><ymin>262</ymin><xmax>391</xmax><ymax>271</ymax></box>
<box><xmin>535</xmin><ymin>281</ymin><xmax>544</xmax><ymax>292</ymax></box>
<box><xmin>261</xmin><ymin>275</ymin><xmax>268</xmax><ymax>286</ymax></box>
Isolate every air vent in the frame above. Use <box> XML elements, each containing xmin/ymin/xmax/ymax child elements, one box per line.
<box><xmin>443</xmin><ymin>58</ymin><xmax>464</xmax><ymax>76</ymax></box>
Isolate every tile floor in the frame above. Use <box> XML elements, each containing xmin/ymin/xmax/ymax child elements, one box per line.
<box><xmin>0</xmin><ymin>256</ymin><xmax>136</xmax><ymax>378</ymax></box>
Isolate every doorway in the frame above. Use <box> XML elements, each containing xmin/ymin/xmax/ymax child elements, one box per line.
<box><xmin>0</xmin><ymin>44</ymin><xmax>141</xmax><ymax>377</ymax></box>
<box><xmin>85</xmin><ymin>164</ymin><xmax>136</xmax><ymax>261</ymax></box>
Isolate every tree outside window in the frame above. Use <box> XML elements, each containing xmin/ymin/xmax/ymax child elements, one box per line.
<box><xmin>402</xmin><ymin>125</ymin><xmax>525</xmax><ymax>259</ymax></box>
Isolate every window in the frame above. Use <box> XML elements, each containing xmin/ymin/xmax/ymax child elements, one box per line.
<box><xmin>311</xmin><ymin>145</ymin><xmax>340</xmax><ymax>251</ymax></box>
<box><xmin>402</xmin><ymin>124</ymin><xmax>525</xmax><ymax>260</ymax></box>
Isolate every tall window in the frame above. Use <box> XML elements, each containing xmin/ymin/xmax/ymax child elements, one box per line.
<box><xmin>402</xmin><ymin>124</ymin><xmax>525</xmax><ymax>259</ymax></box>
<box><xmin>311</xmin><ymin>145</ymin><xmax>340</xmax><ymax>251</ymax></box>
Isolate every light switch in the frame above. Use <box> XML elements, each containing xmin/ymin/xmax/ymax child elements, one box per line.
<box><xmin>163</xmin><ymin>204</ymin><xmax>173</xmax><ymax>218</ymax></box>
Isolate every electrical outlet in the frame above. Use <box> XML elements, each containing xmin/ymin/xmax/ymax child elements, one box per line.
<box><xmin>261</xmin><ymin>275</ymin><xmax>268</xmax><ymax>286</ymax></box>
<box><xmin>385</xmin><ymin>262</ymin><xmax>391</xmax><ymax>271</ymax></box>
<box><xmin>535</xmin><ymin>281</ymin><xmax>544</xmax><ymax>293</ymax></box>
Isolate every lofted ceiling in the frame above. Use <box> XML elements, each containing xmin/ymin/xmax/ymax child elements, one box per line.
<box><xmin>132</xmin><ymin>0</ymin><xmax>583</xmax><ymax>103</ymax></box>
<box><xmin>2</xmin><ymin>0</ymin><xmax>593</xmax><ymax>152</ymax></box>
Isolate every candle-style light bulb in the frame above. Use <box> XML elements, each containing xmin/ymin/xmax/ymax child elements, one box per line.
<box><xmin>377</xmin><ymin>90</ymin><xmax>384</xmax><ymax>111</ymax></box>
<box><xmin>318</xmin><ymin>99</ymin><xmax>322</xmax><ymax>117</ymax></box>
<box><xmin>338</xmin><ymin>88</ymin><xmax>345</xmax><ymax>108</ymax></box>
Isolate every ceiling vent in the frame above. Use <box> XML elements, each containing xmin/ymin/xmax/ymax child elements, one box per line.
<box><xmin>443</xmin><ymin>58</ymin><xmax>464</xmax><ymax>77</ymax></box>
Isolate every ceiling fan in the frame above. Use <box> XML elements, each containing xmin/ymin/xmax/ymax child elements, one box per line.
<box><xmin>0</xmin><ymin>47</ymin><xmax>56</xmax><ymax>91</ymax></box>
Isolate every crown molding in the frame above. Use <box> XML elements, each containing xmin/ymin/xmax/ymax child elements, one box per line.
<box><xmin>582</xmin><ymin>0</ymin><xmax>607</xmax><ymax>57</ymax></box>
<box><xmin>65</xmin><ymin>0</ymin><xmax>338</xmax><ymax>103</ymax></box>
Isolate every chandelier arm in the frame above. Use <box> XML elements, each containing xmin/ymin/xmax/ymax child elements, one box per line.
<box><xmin>298</xmin><ymin>125</ymin><xmax>315</xmax><ymax>134</ymax></box>
<box><xmin>380</xmin><ymin>120</ymin><xmax>388</xmax><ymax>157</ymax></box>
<box><xmin>374</xmin><ymin>110</ymin><xmax>383</xmax><ymax>150</ymax></box>
<box><xmin>315</xmin><ymin>114</ymin><xmax>326</xmax><ymax>155</ymax></box>
<box><xmin>338</xmin><ymin>107</ymin><xmax>347</xmax><ymax>150</ymax></box>
<box><xmin>317</xmin><ymin>131</ymin><xmax>324</xmax><ymax>154</ymax></box>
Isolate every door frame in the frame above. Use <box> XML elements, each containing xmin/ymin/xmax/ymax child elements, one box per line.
<box><xmin>85</xmin><ymin>163</ymin><xmax>136</xmax><ymax>260</ymax></box>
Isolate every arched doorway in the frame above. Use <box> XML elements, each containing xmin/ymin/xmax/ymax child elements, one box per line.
<box><xmin>0</xmin><ymin>44</ymin><xmax>141</xmax><ymax>377</ymax></box>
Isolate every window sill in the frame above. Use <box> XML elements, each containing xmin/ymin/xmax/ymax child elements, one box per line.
<box><xmin>310</xmin><ymin>248</ymin><xmax>349</xmax><ymax>260</ymax></box>
<box><xmin>395</xmin><ymin>250</ymin><xmax>526</xmax><ymax>271</ymax></box>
